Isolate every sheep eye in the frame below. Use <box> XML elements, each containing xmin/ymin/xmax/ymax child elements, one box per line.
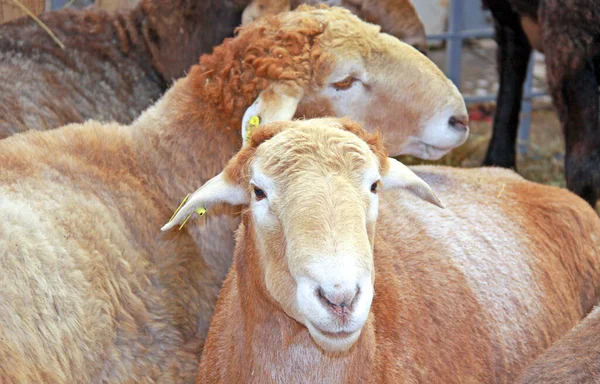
<box><xmin>254</xmin><ymin>187</ymin><xmax>266</xmax><ymax>200</ymax></box>
<box><xmin>370</xmin><ymin>182</ymin><xmax>378</xmax><ymax>194</ymax></box>
<box><xmin>332</xmin><ymin>76</ymin><xmax>357</xmax><ymax>91</ymax></box>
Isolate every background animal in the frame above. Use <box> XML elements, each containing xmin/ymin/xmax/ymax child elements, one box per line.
<box><xmin>0</xmin><ymin>7</ymin><xmax>467</xmax><ymax>382</ymax></box>
<box><xmin>0</xmin><ymin>0</ymin><xmax>252</xmax><ymax>138</ymax></box>
<box><xmin>481</xmin><ymin>0</ymin><xmax>600</xmax><ymax>208</ymax></box>
<box><xmin>518</xmin><ymin>305</ymin><xmax>600</xmax><ymax>383</ymax></box>
<box><xmin>241</xmin><ymin>0</ymin><xmax>428</xmax><ymax>53</ymax></box>
<box><xmin>163</xmin><ymin>117</ymin><xmax>600</xmax><ymax>383</ymax></box>
<box><xmin>95</xmin><ymin>0</ymin><xmax>139</xmax><ymax>12</ymax></box>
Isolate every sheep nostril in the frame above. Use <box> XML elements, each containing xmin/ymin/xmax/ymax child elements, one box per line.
<box><xmin>448</xmin><ymin>115</ymin><xmax>469</xmax><ymax>132</ymax></box>
<box><xmin>316</xmin><ymin>285</ymin><xmax>360</xmax><ymax>316</ymax></box>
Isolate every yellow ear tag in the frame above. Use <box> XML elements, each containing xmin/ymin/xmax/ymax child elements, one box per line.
<box><xmin>168</xmin><ymin>194</ymin><xmax>208</xmax><ymax>231</ymax></box>
<box><xmin>246</xmin><ymin>115</ymin><xmax>261</xmax><ymax>143</ymax></box>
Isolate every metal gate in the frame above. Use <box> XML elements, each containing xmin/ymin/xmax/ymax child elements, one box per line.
<box><xmin>426</xmin><ymin>0</ymin><xmax>546</xmax><ymax>154</ymax></box>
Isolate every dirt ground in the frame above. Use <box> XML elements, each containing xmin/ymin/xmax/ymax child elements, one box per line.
<box><xmin>398</xmin><ymin>39</ymin><xmax>567</xmax><ymax>190</ymax></box>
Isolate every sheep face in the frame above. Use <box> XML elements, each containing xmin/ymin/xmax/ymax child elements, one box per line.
<box><xmin>239</xmin><ymin>6</ymin><xmax>469</xmax><ymax>160</ymax></box>
<box><xmin>163</xmin><ymin>118</ymin><xmax>444</xmax><ymax>353</ymax></box>
<box><xmin>308</xmin><ymin>24</ymin><xmax>469</xmax><ymax>160</ymax></box>
<box><xmin>248</xmin><ymin>122</ymin><xmax>381</xmax><ymax>353</ymax></box>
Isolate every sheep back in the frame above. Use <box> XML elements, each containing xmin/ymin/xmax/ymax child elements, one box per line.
<box><xmin>0</xmin><ymin>123</ymin><xmax>222</xmax><ymax>382</ymax></box>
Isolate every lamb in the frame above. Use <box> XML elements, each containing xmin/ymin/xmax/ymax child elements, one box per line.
<box><xmin>517</xmin><ymin>306</ymin><xmax>600</xmax><ymax>383</ymax></box>
<box><xmin>0</xmin><ymin>6</ymin><xmax>468</xmax><ymax>382</ymax></box>
<box><xmin>241</xmin><ymin>0</ymin><xmax>428</xmax><ymax>53</ymax></box>
<box><xmin>481</xmin><ymin>0</ymin><xmax>600</xmax><ymax>208</ymax></box>
<box><xmin>169</xmin><ymin>117</ymin><xmax>600</xmax><ymax>383</ymax></box>
<box><xmin>0</xmin><ymin>0</ymin><xmax>252</xmax><ymax>138</ymax></box>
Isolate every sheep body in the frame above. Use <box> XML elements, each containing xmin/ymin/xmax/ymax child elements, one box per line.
<box><xmin>0</xmin><ymin>7</ymin><xmax>467</xmax><ymax>382</ymax></box>
<box><xmin>518</xmin><ymin>305</ymin><xmax>600</xmax><ymax>383</ymax></box>
<box><xmin>0</xmin><ymin>122</ymin><xmax>225</xmax><ymax>383</ymax></box>
<box><xmin>0</xmin><ymin>0</ymin><xmax>251</xmax><ymax>138</ymax></box>
<box><xmin>482</xmin><ymin>0</ymin><xmax>600</xmax><ymax>207</ymax></box>
<box><xmin>197</xmin><ymin>121</ymin><xmax>600</xmax><ymax>383</ymax></box>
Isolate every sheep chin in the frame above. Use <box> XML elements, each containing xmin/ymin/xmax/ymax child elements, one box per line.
<box><xmin>304</xmin><ymin>321</ymin><xmax>363</xmax><ymax>353</ymax></box>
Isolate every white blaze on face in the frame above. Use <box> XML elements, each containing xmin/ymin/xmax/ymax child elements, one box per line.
<box><xmin>248</xmin><ymin>126</ymin><xmax>380</xmax><ymax>352</ymax></box>
<box><xmin>288</xmin><ymin>172</ymin><xmax>377</xmax><ymax>352</ymax></box>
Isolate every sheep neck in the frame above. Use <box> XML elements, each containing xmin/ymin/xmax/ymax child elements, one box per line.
<box><xmin>203</xmin><ymin>215</ymin><xmax>377</xmax><ymax>382</ymax></box>
<box><xmin>131</xmin><ymin>75</ymin><xmax>245</xmax><ymax>211</ymax></box>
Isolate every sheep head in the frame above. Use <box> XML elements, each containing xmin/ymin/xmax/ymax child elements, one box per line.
<box><xmin>198</xmin><ymin>5</ymin><xmax>468</xmax><ymax>160</ymax></box>
<box><xmin>162</xmin><ymin>118</ymin><xmax>443</xmax><ymax>352</ymax></box>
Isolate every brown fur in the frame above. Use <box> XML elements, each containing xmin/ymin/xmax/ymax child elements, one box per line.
<box><xmin>197</xmin><ymin>120</ymin><xmax>600</xmax><ymax>383</ymax></box>
<box><xmin>242</xmin><ymin>0</ymin><xmax>428</xmax><ymax>53</ymax></box>
<box><xmin>0</xmin><ymin>7</ymin><xmax>464</xmax><ymax>382</ymax></box>
<box><xmin>242</xmin><ymin>0</ymin><xmax>427</xmax><ymax>53</ymax></box>
<box><xmin>0</xmin><ymin>0</ymin><xmax>252</xmax><ymax>138</ymax></box>
<box><xmin>518</xmin><ymin>306</ymin><xmax>600</xmax><ymax>383</ymax></box>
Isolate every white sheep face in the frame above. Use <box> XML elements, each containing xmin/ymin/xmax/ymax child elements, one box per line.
<box><xmin>312</xmin><ymin>31</ymin><xmax>470</xmax><ymax>159</ymax></box>
<box><xmin>162</xmin><ymin>118</ymin><xmax>445</xmax><ymax>352</ymax></box>
<box><xmin>248</xmin><ymin>123</ymin><xmax>380</xmax><ymax>353</ymax></box>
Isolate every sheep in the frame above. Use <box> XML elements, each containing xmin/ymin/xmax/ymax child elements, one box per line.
<box><xmin>0</xmin><ymin>0</ymin><xmax>252</xmax><ymax>139</ymax></box>
<box><xmin>0</xmin><ymin>6</ymin><xmax>468</xmax><ymax>382</ymax></box>
<box><xmin>481</xmin><ymin>0</ymin><xmax>600</xmax><ymax>208</ymax></box>
<box><xmin>241</xmin><ymin>0</ymin><xmax>428</xmax><ymax>53</ymax></box>
<box><xmin>517</xmin><ymin>306</ymin><xmax>600</xmax><ymax>383</ymax></box>
<box><xmin>168</xmin><ymin>117</ymin><xmax>600</xmax><ymax>383</ymax></box>
<box><xmin>95</xmin><ymin>0</ymin><xmax>139</xmax><ymax>12</ymax></box>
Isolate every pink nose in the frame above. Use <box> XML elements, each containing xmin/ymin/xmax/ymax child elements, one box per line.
<box><xmin>316</xmin><ymin>285</ymin><xmax>360</xmax><ymax>319</ymax></box>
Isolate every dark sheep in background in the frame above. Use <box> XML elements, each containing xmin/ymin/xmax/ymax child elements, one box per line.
<box><xmin>481</xmin><ymin>0</ymin><xmax>600</xmax><ymax>208</ymax></box>
<box><xmin>0</xmin><ymin>0</ymin><xmax>252</xmax><ymax>138</ymax></box>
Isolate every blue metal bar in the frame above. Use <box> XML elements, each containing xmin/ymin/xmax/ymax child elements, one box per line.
<box><xmin>463</xmin><ymin>90</ymin><xmax>546</xmax><ymax>104</ymax></box>
<box><xmin>51</xmin><ymin>0</ymin><xmax>68</xmax><ymax>9</ymax></box>
<box><xmin>427</xmin><ymin>29</ymin><xmax>494</xmax><ymax>41</ymax></box>
<box><xmin>446</xmin><ymin>0</ymin><xmax>464</xmax><ymax>87</ymax></box>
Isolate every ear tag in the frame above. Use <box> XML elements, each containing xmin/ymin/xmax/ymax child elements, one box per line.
<box><xmin>246</xmin><ymin>115</ymin><xmax>261</xmax><ymax>143</ymax></box>
<box><xmin>168</xmin><ymin>194</ymin><xmax>208</xmax><ymax>231</ymax></box>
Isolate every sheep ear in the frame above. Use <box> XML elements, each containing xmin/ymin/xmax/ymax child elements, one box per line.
<box><xmin>381</xmin><ymin>158</ymin><xmax>445</xmax><ymax>209</ymax></box>
<box><xmin>241</xmin><ymin>83</ymin><xmax>304</xmax><ymax>145</ymax></box>
<box><xmin>161</xmin><ymin>172</ymin><xmax>248</xmax><ymax>231</ymax></box>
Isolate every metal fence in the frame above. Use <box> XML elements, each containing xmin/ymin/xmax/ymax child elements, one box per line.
<box><xmin>426</xmin><ymin>0</ymin><xmax>547</xmax><ymax>155</ymax></box>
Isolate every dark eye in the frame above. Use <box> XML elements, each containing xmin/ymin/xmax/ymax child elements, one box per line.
<box><xmin>370</xmin><ymin>182</ymin><xmax>378</xmax><ymax>194</ymax></box>
<box><xmin>332</xmin><ymin>76</ymin><xmax>357</xmax><ymax>91</ymax></box>
<box><xmin>254</xmin><ymin>187</ymin><xmax>266</xmax><ymax>200</ymax></box>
